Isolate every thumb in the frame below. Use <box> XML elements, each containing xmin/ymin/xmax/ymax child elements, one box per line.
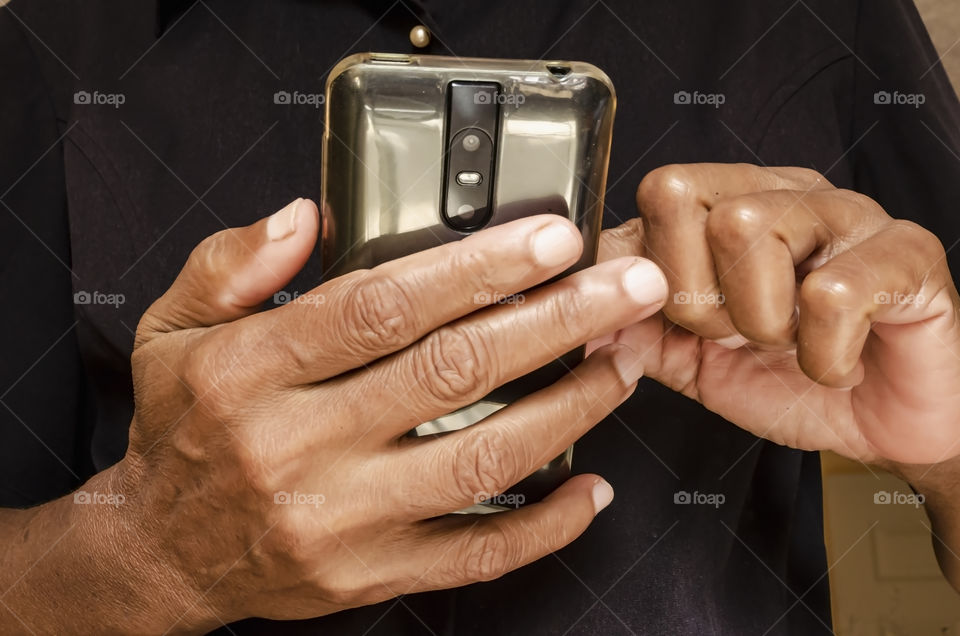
<box><xmin>598</xmin><ymin>217</ymin><xmax>646</xmax><ymax>262</ymax></box>
<box><xmin>135</xmin><ymin>198</ymin><xmax>319</xmax><ymax>348</ymax></box>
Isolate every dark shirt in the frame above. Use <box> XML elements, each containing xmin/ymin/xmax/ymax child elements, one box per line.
<box><xmin>2</xmin><ymin>0</ymin><xmax>959</xmax><ymax>634</ymax></box>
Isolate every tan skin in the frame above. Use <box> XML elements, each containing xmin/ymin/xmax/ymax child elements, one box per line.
<box><xmin>1</xmin><ymin>163</ymin><xmax>959</xmax><ymax>633</ymax></box>
<box><xmin>0</xmin><ymin>200</ymin><xmax>668</xmax><ymax>634</ymax></box>
<box><xmin>593</xmin><ymin>163</ymin><xmax>960</xmax><ymax>590</ymax></box>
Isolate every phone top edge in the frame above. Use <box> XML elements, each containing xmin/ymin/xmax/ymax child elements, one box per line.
<box><xmin>324</xmin><ymin>52</ymin><xmax>615</xmax><ymax>99</ymax></box>
<box><xmin>324</xmin><ymin>52</ymin><xmax>370</xmax><ymax>93</ymax></box>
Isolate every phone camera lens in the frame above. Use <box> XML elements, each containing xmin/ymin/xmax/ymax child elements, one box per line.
<box><xmin>462</xmin><ymin>134</ymin><xmax>480</xmax><ymax>152</ymax></box>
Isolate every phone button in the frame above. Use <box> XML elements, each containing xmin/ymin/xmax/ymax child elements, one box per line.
<box><xmin>456</xmin><ymin>171</ymin><xmax>483</xmax><ymax>186</ymax></box>
<box><xmin>369</xmin><ymin>53</ymin><xmax>412</xmax><ymax>64</ymax></box>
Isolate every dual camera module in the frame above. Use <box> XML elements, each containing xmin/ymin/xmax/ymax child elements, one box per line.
<box><xmin>441</xmin><ymin>81</ymin><xmax>501</xmax><ymax>231</ymax></box>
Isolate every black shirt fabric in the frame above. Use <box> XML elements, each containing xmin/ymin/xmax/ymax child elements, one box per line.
<box><xmin>2</xmin><ymin>0</ymin><xmax>960</xmax><ymax>634</ymax></box>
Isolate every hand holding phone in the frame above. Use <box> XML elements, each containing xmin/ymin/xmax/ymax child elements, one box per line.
<box><xmin>322</xmin><ymin>53</ymin><xmax>618</xmax><ymax>509</ymax></box>
<box><xmin>94</xmin><ymin>202</ymin><xmax>666</xmax><ymax>629</ymax></box>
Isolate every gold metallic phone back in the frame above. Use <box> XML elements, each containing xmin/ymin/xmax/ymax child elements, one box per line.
<box><xmin>321</xmin><ymin>53</ymin><xmax>616</xmax><ymax>510</ymax></box>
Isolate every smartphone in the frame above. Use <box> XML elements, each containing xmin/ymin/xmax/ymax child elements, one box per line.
<box><xmin>321</xmin><ymin>53</ymin><xmax>616</xmax><ymax>512</ymax></box>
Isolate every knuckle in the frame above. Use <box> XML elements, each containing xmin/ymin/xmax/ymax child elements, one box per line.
<box><xmin>232</xmin><ymin>440</ymin><xmax>279</xmax><ymax>496</ymax></box>
<box><xmin>187</xmin><ymin>229</ymin><xmax>235</xmax><ymax>275</ymax></box>
<box><xmin>832</xmin><ymin>189</ymin><xmax>885</xmax><ymax>217</ymax></box>
<box><xmin>664</xmin><ymin>296</ymin><xmax>721</xmax><ymax>329</ymax></box>
<box><xmin>267</xmin><ymin>508</ymin><xmax>327</xmax><ymax>575</ymax></box>
<box><xmin>419</xmin><ymin>325</ymin><xmax>494</xmax><ymax>405</ymax></box>
<box><xmin>636</xmin><ymin>165</ymin><xmax>694</xmax><ymax>218</ymax></box>
<box><xmin>133</xmin><ymin>311</ymin><xmax>165</xmax><ymax>350</ymax></box>
<box><xmin>458</xmin><ymin>523</ymin><xmax>516</xmax><ymax>582</ymax></box>
<box><xmin>705</xmin><ymin>199</ymin><xmax>770</xmax><ymax>245</ymax></box>
<box><xmin>893</xmin><ymin>219</ymin><xmax>946</xmax><ymax>260</ymax></box>
<box><xmin>341</xmin><ymin>272</ymin><xmax>419</xmax><ymax>352</ymax></box>
<box><xmin>241</xmin><ymin>316</ymin><xmax>313</xmax><ymax>387</ymax></box>
<box><xmin>178</xmin><ymin>334</ymin><xmax>242</xmax><ymax>418</ymax></box>
<box><xmin>771</xmin><ymin>166</ymin><xmax>828</xmax><ymax>189</ymax></box>
<box><xmin>452</xmin><ymin>427</ymin><xmax>520</xmax><ymax>501</ymax></box>
<box><xmin>317</xmin><ymin>576</ymin><xmax>373</xmax><ymax>608</ymax></box>
<box><xmin>266</xmin><ymin>509</ymin><xmax>384</xmax><ymax>607</ymax></box>
<box><xmin>179</xmin><ymin>342</ymin><xmax>220</xmax><ymax>398</ymax></box>
<box><xmin>800</xmin><ymin>269</ymin><xmax>858</xmax><ymax>312</ymax></box>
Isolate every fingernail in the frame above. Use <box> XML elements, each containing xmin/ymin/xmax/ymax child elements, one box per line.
<box><xmin>531</xmin><ymin>222</ymin><xmax>581</xmax><ymax>267</ymax></box>
<box><xmin>622</xmin><ymin>260</ymin><xmax>668</xmax><ymax>306</ymax></box>
<box><xmin>267</xmin><ymin>198</ymin><xmax>302</xmax><ymax>241</ymax></box>
<box><xmin>611</xmin><ymin>344</ymin><xmax>645</xmax><ymax>385</ymax></box>
<box><xmin>592</xmin><ymin>478</ymin><xmax>614</xmax><ymax>514</ymax></box>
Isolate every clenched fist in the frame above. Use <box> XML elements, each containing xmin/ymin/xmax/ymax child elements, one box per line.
<box><xmin>593</xmin><ymin>163</ymin><xmax>960</xmax><ymax>466</ymax></box>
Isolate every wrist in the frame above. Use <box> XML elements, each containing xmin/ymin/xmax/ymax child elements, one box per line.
<box><xmin>1</xmin><ymin>462</ymin><xmax>222</xmax><ymax>634</ymax></box>
<box><xmin>882</xmin><ymin>454</ymin><xmax>960</xmax><ymax>592</ymax></box>
<box><xmin>98</xmin><ymin>456</ymin><xmax>227</xmax><ymax>634</ymax></box>
<box><xmin>880</xmin><ymin>455</ymin><xmax>960</xmax><ymax>510</ymax></box>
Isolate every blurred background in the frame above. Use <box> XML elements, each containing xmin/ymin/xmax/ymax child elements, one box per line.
<box><xmin>826</xmin><ymin>2</ymin><xmax>960</xmax><ymax>617</ymax></box>
<box><xmin>918</xmin><ymin>0</ymin><xmax>960</xmax><ymax>84</ymax></box>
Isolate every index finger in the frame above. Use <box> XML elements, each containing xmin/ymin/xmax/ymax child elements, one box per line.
<box><xmin>237</xmin><ymin>215</ymin><xmax>586</xmax><ymax>386</ymax></box>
